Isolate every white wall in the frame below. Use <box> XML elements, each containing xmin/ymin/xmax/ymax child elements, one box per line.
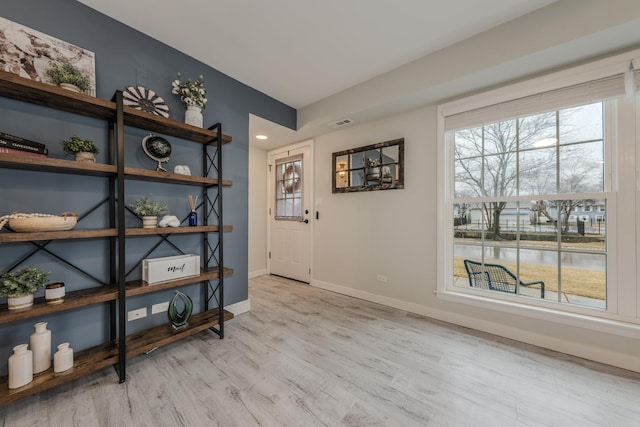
<box><xmin>313</xmin><ymin>106</ymin><xmax>435</xmax><ymax>305</ymax></box>
<box><xmin>248</xmin><ymin>146</ymin><xmax>268</xmax><ymax>277</ymax></box>
<box><xmin>250</xmin><ymin>0</ymin><xmax>640</xmax><ymax>371</ymax></box>
<box><xmin>312</xmin><ymin>104</ymin><xmax>640</xmax><ymax>372</ymax></box>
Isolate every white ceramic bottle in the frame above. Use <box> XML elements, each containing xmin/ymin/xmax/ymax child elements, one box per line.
<box><xmin>53</xmin><ymin>342</ymin><xmax>74</xmax><ymax>373</ymax></box>
<box><xmin>30</xmin><ymin>321</ymin><xmax>51</xmax><ymax>374</ymax></box>
<box><xmin>8</xmin><ymin>344</ymin><xmax>33</xmax><ymax>389</ymax></box>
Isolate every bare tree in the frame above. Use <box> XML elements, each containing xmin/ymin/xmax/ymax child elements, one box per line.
<box><xmin>454</xmin><ymin>112</ymin><xmax>555</xmax><ymax>238</ymax></box>
<box><xmin>530</xmin><ymin>144</ymin><xmax>602</xmax><ymax>234</ymax></box>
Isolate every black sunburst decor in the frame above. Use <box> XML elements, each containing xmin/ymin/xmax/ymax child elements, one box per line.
<box><xmin>122</xmin><ymin>86</ymin><xmax>170</xmax><ymax>118</ymax></box>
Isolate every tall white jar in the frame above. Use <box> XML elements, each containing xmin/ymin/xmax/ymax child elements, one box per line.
<box><xmin>30</xmin><ymin>322</ymin><xmax>51</xmax><ymax>374</ymax></box>
<box><xmin>8</xmin><ymin>344</ymin><xmax>33</xmax><ymax>389</ymax></box>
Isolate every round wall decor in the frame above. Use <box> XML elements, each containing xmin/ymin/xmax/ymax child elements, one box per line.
<box><xmin>123</xmin><ymin>86</ymin><xmax>169</xmax><ymax>118</ymax></box>
<box><xmin>283</xmin><ymin>163</ymin><xmax>301</xmax><ymax>194</ymax></box>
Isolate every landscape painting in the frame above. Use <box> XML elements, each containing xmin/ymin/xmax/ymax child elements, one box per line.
<box><xmin>0</xmin><ymin>16</ymin><xmax>96</xmax><ymax>96</ymax></box>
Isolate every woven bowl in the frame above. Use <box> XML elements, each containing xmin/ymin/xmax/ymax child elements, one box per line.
<box><xmin>9</xmin><ymin>214</ymin><xmax>78</xmax><ymax>232</ymax></box>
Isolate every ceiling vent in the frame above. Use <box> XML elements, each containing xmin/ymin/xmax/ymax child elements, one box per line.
<box><xmin>328</xmin><ymin>118</ymin><xmax>354</xmax><ymax>128</ymax></box>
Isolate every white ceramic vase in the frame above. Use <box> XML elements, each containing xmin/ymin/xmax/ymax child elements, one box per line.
<box><xmin>7</xmin><ymin>294</ymin><xmax>34</xmax><ymax>310</ymax></box>
<box><xmin>30</xmin><ymin>321</ymin><xmax>51</xmax><ymax>374</ymax></box>
<box><xmin>184</xmin><ymin>105</ymin><xmax>203</xmax><ymax>127</ymax></box>
<box><xmin>8</xmin><ymin>344</ymin><xmax>33</xmax><ymax>389</ymax></box>
<box><xmin>54</xmin><ymin>342</ymin><xmax>74</xmax><ymax>373</ymax></box>
<box><xmin>142</xmin><ymin>216</ymin><xmax>158</xmax><ymax>228</ymax></box>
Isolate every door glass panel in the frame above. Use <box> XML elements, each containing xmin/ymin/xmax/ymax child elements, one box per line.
<box><xmin>275</xmin><ymin>154</ymin><xmax>303</xmax><ymax>221</ymax></box>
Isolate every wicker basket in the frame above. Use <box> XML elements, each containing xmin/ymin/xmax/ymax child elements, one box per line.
<box><xmin>8</xmin><ymin>214</ymin><xmax>78</xmax><ymax>232</ymax></box>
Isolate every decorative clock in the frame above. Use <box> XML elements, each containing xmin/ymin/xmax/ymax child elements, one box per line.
<box><xmin>122</xmin><ymin>86</ymin><xmax>169</xmax><ymax>118</ymax></box>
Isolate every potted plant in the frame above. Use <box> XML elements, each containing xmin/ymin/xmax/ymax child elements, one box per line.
<box><xmin>62</xmin><ymin>135</ymin><xmax>99</xmax><ymax>163</ymax></box>
<box><xmin>129</xmin><ymin>195</ymin><xmax>169</xmax><ymax>228</ymax></box>
<box><xmin>171</xmin><ymin>72</ymin><xmax>207</xmax><ymax>127</ymax></box>
<box><xmin>0</xmin><ymin>266</ymin><xmax>50</xmax><ymax>310</ymax></box>
<box><xmin>44</xmin><ymin>61</ymin><xmax>91</xmax><ymax>94</ymax></box>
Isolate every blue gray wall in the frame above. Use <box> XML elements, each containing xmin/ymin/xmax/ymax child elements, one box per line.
<box><xmin>0</xmin><ymin>0</ymin><xmax>295</xmax><ymax>375</ymax></box>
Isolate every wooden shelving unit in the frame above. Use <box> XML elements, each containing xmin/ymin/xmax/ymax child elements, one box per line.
<box><xmin>124</xmin><ymin>225</ymin><xmax>232</xmax><ymax>236</ymax></box>
<box><xmin>0</xmin><ymin>153</ymin><xmax>117</xmax><ymax>176</ymax></box>
<box><xmin>125</xmin><ymin>309</ymin><xmax>234</xmax><ymax>358</ymax></box>
<box><xmin>124</xmin><ymin>166</ymin><xmax>232</xmax><ymax>186</ymax></box>
<box><xmin>125</xmin><ymin>268</ymin><xmax>234</xmax><ymax>297</ymax></box>
<box><xmin>0</xmin><ymin>229</ymin><xmax>118</xmax><ymax>243</ymax></box>
<box><xmin>0</xmin><ymin>70</ymin><xmax>234</xmax><ymax>405</ymax></box>
<box><xmin>0</xmin><ymin>286</ymin><xmax>118</xmax><ymax>325</ymax></box>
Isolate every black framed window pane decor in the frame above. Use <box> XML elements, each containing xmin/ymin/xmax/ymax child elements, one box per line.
<box><xmin>332</xmin><ymin>138</ymin><xmax>404</xmax><ymax>193</ymax></box>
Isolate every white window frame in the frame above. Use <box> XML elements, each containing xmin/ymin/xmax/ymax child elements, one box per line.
<box><xmin>436</xmin><ymin>49</ymin><xmax>640</xmax><ymax>338</ymax></box>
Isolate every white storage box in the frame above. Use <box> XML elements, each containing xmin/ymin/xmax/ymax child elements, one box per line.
<box><xmin>142</xmin><ymin>254</ymin><xmax>200</xmax><ymax>284</ymax></box>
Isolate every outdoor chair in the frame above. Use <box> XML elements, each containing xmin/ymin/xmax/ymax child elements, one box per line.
<box><xmin>463</xmin><ymin>259</ymin><xmax>545</xmax><ymax>298</ymax></box>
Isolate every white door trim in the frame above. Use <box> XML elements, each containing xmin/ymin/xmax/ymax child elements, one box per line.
<box><xmin>267</xmin><ymin>139</ymin><xmax>315</xmax><ymax>281</ymax></box>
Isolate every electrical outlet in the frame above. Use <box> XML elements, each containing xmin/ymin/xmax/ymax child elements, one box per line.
<box><xmin>377</xmin><ymin>274</ymin><xmax>388</xmax><ymax>283</ymax></box>
<box><xmin>152</xmin><ymin>301</ymin><xmax>170</xmax><ymax>314</ymax></box>
<box><xmin>127</xmin><ymin>307</ymin><xmax>147</xmax><ymax>321</ymax></box>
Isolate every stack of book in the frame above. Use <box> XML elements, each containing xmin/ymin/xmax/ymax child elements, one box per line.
<box><xmin>0</xmin><ymin>131</ymin><xmax>48</xmax><ymax>157</ymax></box>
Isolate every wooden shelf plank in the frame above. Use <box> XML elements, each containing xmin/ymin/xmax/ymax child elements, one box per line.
<box><xmin>125</xmin><ymin>309</ymin><xmax>233</xmax><ymax>359</ymax></box>
<box><xmin>0</xmin><ymin>229</ymin><xmax>118</xmax><ymax>243</ymax></box>
<box><xmin>0</xmin><ymin>70</ymin><xmax>116</xmax><ymax>120</ymax></box>
<box><xmin>0</xmin><ymin>71</ymin><xmax>232</xmax><ymax>144</ymax></box>
<box><xmin>125</xmin><ymin>267</ymin><xmax>234</xmax><ymax>297</ymax></box>
<box><xmin>0</xmin><ymin>154</ymin><xmax>117</xmax><ymax>176</ymax></box>
<box><xmin>122</xmin><ymin>106</ymin><xmax>232</xmax><ymax>144</ymax></box>
<box><xmin>124</xmin><ymin>166</ymin><xmax>232</xmax><ymax>186</ymax></box>
<box><xmin>125</xmin><ymin>225</ymin><xmax>232</xmax><ymax>236</ymax></box>
<box><xmin>0</xmin><ymin>340</ymin><xmax>119</xmax><ymax>407</ymax></box>
<box><xmin>0</xmin><ymin>286</ymin><xmax>118</xmax><ymax>325</ymax></box>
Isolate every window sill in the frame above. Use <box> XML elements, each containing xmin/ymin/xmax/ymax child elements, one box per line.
<box><xmin>436</xmin><ymin>288</ymin><xmax>640</xmax><ymax>340</ymax></box>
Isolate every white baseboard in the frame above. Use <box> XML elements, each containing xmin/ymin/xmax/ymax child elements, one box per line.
<box><xmin>225</xmin><ymin>298</ymin><xmax>251</xmax><ymax>316</ymax></box>
<box><xmin>248</xmin><ymin>269</ymin><xmax>268</xmax><ymax>279</ymax></box>
<box><xmin>311</xmin><ymin>279</ymin><xmax>640</xmax><ymax>373</ymax></box>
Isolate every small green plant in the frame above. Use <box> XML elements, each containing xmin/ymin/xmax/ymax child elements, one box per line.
<box><xmin>0</xmin><ymin>266</ymin><xmax>50</xmax><ymax>297</ymax></box>
<box><xmin>45</xmin><ymin>61</ymin><xmax>91</xmax><ymax>93</ymax></box>
<box><xmin>62</xmin><ymin>135</ymin><xmax>98</xmax><ymax>155</ymax></box>
<box><xmin>130</xmin><ymin>195</ymin><xmax>169</xmax><ymax>217</ymax></box>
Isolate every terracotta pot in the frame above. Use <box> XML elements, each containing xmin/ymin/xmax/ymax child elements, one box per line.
<box><xmin>7</xmin><ymin>294</ymin><xmax>34</xmax><ymax>310</ymax></box>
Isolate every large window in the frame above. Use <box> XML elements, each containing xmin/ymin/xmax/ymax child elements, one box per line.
<box><xmin>437</xmin><ymin>51</ymin><xmax>640</xmax><ymax>325</ymax></box>
<box><xmin>453</xmin><ymin>103</ymin><xmax>606</xmax><ymax>308</ymax></box>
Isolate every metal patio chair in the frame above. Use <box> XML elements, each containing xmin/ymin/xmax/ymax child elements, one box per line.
<box><xmin>463</xmin><ymin>259</ymin><xmax>545</xmax><ymax>298</ymax></box>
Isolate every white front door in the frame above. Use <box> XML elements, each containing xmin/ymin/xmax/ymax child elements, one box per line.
<box><xmin>268</xmin><ymin>143</ymin><xmax>312</xmax><ymax>283</ymax></box>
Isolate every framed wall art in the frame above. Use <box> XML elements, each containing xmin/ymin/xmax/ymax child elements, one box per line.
<box><xmin>0</xmin><ymin>16</ymin><xmax>96</xmax><ymax>95</ymax></box>
<box><xmin>332</xmin><ymin>138</ymin><xmax>404</xmax><ymax>193</ymax></box>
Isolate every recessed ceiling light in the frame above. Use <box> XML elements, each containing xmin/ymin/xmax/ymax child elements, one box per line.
<box><xmin>256</xmin><ymin>134</ymin><xmax>268</xmax><ymax>140</ymax></box>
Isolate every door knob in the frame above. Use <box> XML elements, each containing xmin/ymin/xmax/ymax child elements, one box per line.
<box><xmin>301</xmin><ymin>219</ymin><xmax>309</xmax><ymax>224</ymax></box>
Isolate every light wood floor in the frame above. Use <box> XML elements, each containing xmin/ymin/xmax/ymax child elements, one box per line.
<box><xmin>2</xmin><ymin>274</ymin><xmax>640</xmax><ymax>426</ymax></box>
